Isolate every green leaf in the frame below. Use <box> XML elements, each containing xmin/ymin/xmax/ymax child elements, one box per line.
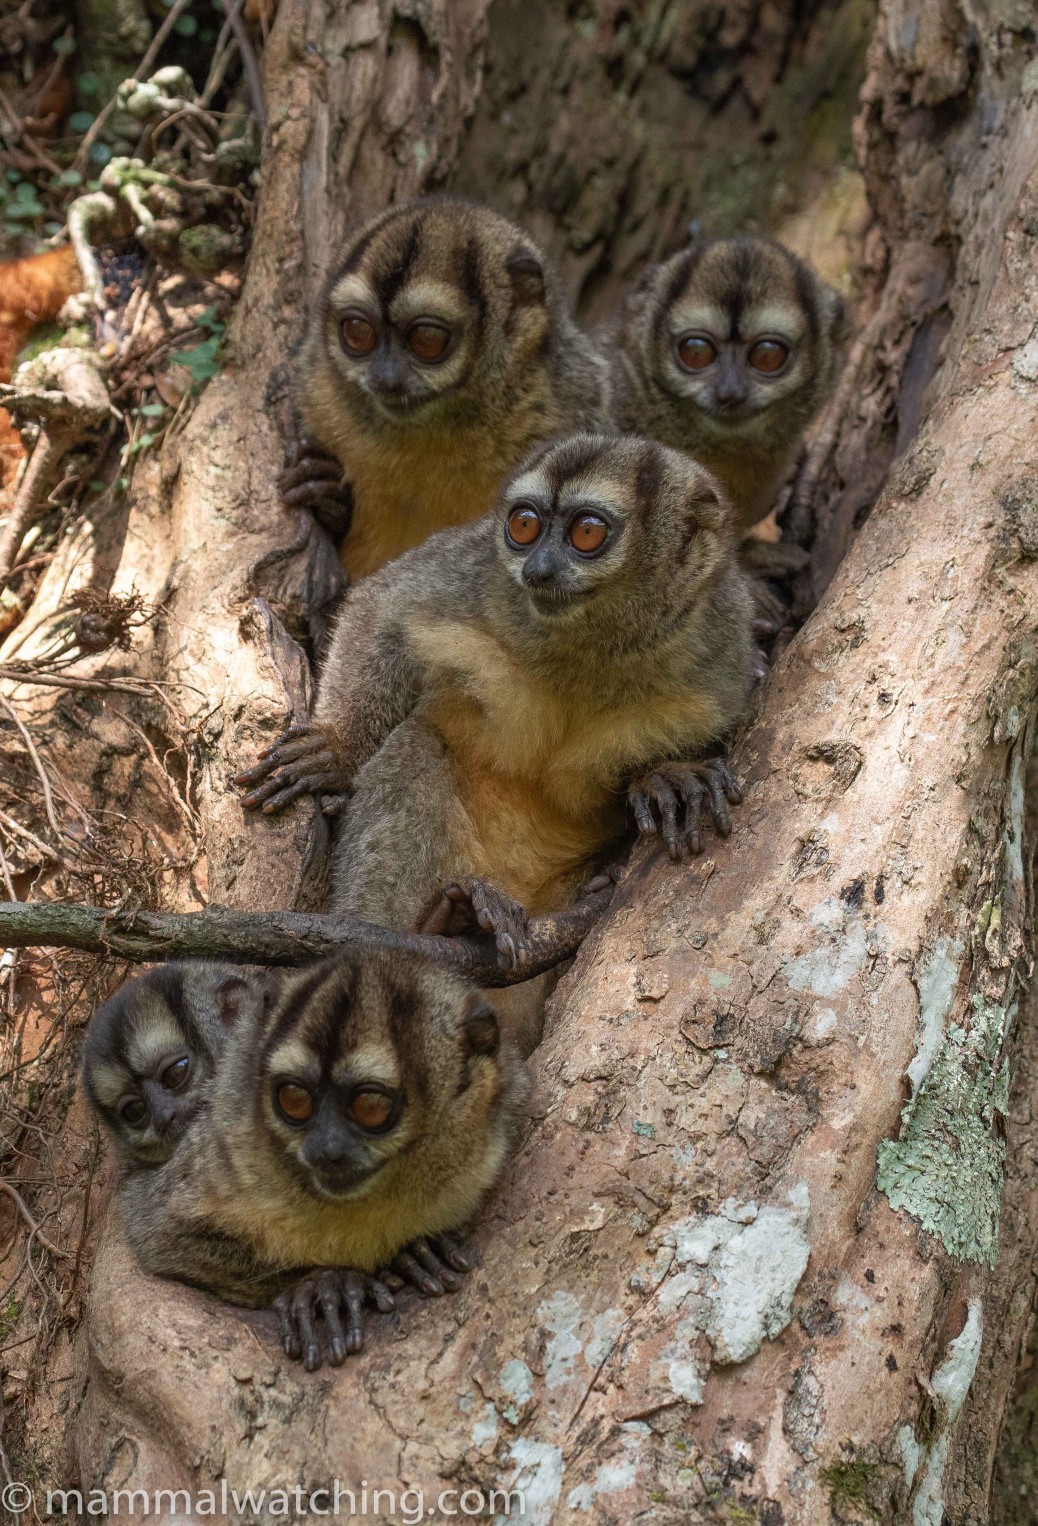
<box><xmin>15</xmin><ymin>181</ymin><xmax>40</xmax><ymax>204</ymax></box>
<box><xmin>52</xmin><ymin>36</ymin><xmax>77</xmax><ymax>55</ymax></box>
<box><xmin>139</xmin><ymin>402</ymin><xmax>167</xmax><ymax>417</ymax></box>
<box><xmin>4</xmin><ymin>168</ymin><xmax>22</xmax><ymax>184</ymax></box>
<box><xmin>116</xmin><ymin>477</ymin><xmax>130</xmax><ymax>493</ymax></box>
<box><xmin>77</xmin><ymin>71</ymin><xmax>101</xmax><ymax>97</ymax></box>
<box><xmin>88</xmin><ymin>143</ymin><xmax>113</xmax><ymax>166</ymax></box>
<box><xmin>89</xmin><ymin>480</ymin><xmax>106</xmax><ymax>493</ymax></box>
<box><xmin>58</xmin><ymin>169</ymin><xmax>84</xmax><ymax>187</ymax></box>
<box><xmin>173</xmin><ymin>335</ymin><xmax>221</xmax><ymax>384</ymax></box>
<box><xmin>6</xmin><ymin>202</ymin><xmax>42</xmax><ymax>220</ymax></box>
<box><xmin>173</xmin><ymin>14</ymin><xmax>198</xmax><ymax>34</ymax></box>
<box><xmin>69</xmin><ymin>110</ymin><xmax>95</xmax><ymax>132</ymax></box>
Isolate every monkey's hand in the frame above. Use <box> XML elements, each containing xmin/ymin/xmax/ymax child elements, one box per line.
<box><xmin>279</xmin><ymin>437</ymin><xmax>354</xmax><ymax>542</ymax></box>
<box><xmin>418</xmin><ymin>876</ymin><xmax>533</xmax><ymax>971</ymax></box>
<box><xmin>236</xmin><ymin>723</ymin><xmax>352</xmax><ymax>816</ymax></box>
<box><xmin>629</xmin><ymin>758</ymin><xmax>743</xmax><ymax>861</ymax></box>
<box><xmin>389</xmin><ymin>1233</ymin><xmax>475</xmax><ymax>1296</ymax></box>
<box><xmin>273</xmin><ymin>1266</ymin><xmax>398</xmax><ymax>1372</ymax></box>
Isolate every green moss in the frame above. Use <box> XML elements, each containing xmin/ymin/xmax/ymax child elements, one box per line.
<box><xmin>819</xmin><ymin>1457</ymin><xmax>883</xmax><ymax>1522</ymax></box>
<box><xmin>877</xmin><ymin>995</ymin><xmax>1012</xmax><ymax>1265</ymax></box>
<box><xmin>0</xmin><ymin>1297</ymin><xmax>21</xmax><ymax>1342</ymax></box>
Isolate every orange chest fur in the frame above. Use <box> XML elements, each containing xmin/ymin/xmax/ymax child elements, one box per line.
<box><xmin>412</xmin><ymin>619</ymin><xmax>723</xmax><ymax>908</ymax></box>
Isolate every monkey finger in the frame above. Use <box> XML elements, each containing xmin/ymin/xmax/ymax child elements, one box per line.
<box><xmin>649</xmin><ymin>778</ymin><xmax>681</xmax><ymax>860</ymax></box>
<box><xmin>379</xmin><ymin>1270</ymin><xmax>406</xmax><ymax>1294</ymax></box>
<box><xmin>712</xmin><ymin>759</ymin><xmax>743</xmax><ymax>804</ymax></box>
<box><xmin>410</xmin><ymin>1239</ymin><xmax>463</xmax><ymax>1292</ymax></box>
<box><xmin>366</xmin><ymin>1276</ymin><xmax>398</xmax><ymax>1314</ymax></box>
<box><xmin>391</xmin><ymin>1249</ymin><xmax>445</xmax><ymax>1296</ymax></box>
<box><xmin>333</xmin><ymin>1272</ymin><xmax>367</xmax><ymax>1357</ymax></box>
<box><xmin>291</xmin><ymin>1289</ymin><xmax>323</xmax><ymax>1373</ymax></box>
<box><xmin>630</xmin><ymin>791</ymin><xmax>657</xmax><ymax>838</ymax></box>
<box><xmin>259</xmin><ymin>776</ymin><xmax>328</xmax><ymax>814</ymax></box>
<box><xmin>416</xmin><ymin>894</ymin><xmax>456</xmax><ymax>936</ymax></box>
<box><xmin>434</xmin><ymin>1233</ymin><xmax>475</xmax><ymax>1273</ymax></box>
<box><xmin>320</xmin><ymin>792</ymin><xmax>350</xmax><ymax>816</ymax></box>
<box><xmin>496</xmin><ymin>931</ymin><xmax>518</xmax><ymax>970</ymax></box>
<box><xmin>272</xmin><ymin>1290</ymin><xmax>302</xmax><ymax>1360</ymax></box>
<box><xmin>280</xmin><ymin>458</ymin><xmax>344</xmax><ymax>491</ymax></box>
<box><xmin>701</xmin><ymin>772</ymin><xmax>732</xmax><ymax>837</ymax></box>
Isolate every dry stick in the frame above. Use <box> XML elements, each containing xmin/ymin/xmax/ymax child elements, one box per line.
<box><xmin>0</xmin><ymin>694</ymin><xmax>67</xmax><ymax>846</ymax></box>
<box><xmin>72</xmin><ymin>0</ymin><xmax>197</xmax><ymax>173</ymax></box>
<box><xmin>0</xmin><ymin>1179</ymin><xmax>70</xmax><ymax>1262</ymax></box>
<box><xmin>0</xmin><ymin>890</ymin><xmax>615</xmax><ymax>989</ymax></box>
<box><xmin>0</xmin><ymin>431</ymin><xmax>70</xmax><ymax>590</ymax></box>
<box><xmin>223</xmin><ymin>0</ymin><xmax>266</xmax><ymax>132</ymax></box>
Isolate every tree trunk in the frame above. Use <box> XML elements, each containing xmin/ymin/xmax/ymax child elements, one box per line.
<box><xmin>9</xmin><ymin>0</ymin><xmax>1038</xmax><ymax>1520</ymax></box>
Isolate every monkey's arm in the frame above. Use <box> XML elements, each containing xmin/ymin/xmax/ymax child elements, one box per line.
<box><xmin>238</xmin><ymin>571</ymin><xmax>422</xmax><ymax>815</ymax></box>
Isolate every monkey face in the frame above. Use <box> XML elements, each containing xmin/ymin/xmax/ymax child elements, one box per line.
<box><xmin>263</xmin><ymin>1063</ymin><xmax>408</xmax><ymax>1200</ymax></box>
<box><xmin>650</xmin><ymin>237</ymin><xmax>842</xmax><ymax>439</ymax></box>
<box><xmin>318</xmin><ymin>201</ymin><xmax>550</xmax><ymax>428</ymax></box>
<box><xmin>499</xmin><ymin>433</ymin><xmax>728</xmax><ymax>621</ymax></box>
<box><xmin>85</xmin><ymin>1010</ymin><xmax>210</xmax><ymax>1164</ymax></box>
<box><xmin>83</xmin><ymin>965</ymin><xmax>254</xmax><ymax>1166</ymax></box>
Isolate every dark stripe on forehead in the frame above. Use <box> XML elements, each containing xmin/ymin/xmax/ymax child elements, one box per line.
<box><xmin>634</xmin><ymin>441</ymin><xmax>665</xmax><ymax>518</ymax></box>
<box><xmin>792</xmin><ymin>256</ymin><xmax>820</xmax><ymax>341</ymax></box>
<box><xmin>262</xmin><ymin>961</ymin><xmax>351</xmax><ymax>1062</ymax></box>
<box><xmin>662</xmin><ymin>245</ymin><xmax>702</xmax><ymax>314</ymax></box>
<box><xmin>374</xmin><ymin>217</ymin><xmax>422</xmax><ymax>310</ymax></box>
<box><xmin>459</xmin><ymin>236</ymin><xmax>487</xmax><ymax>329</ymax></box>
<box><xmin>151</xmin><ymin>965</ymin><xmax>192</xmax><ymax>1041</ymax></box>
<box><xmin>544</xmin><ymin>435</ymin><xmax>607</xmax><ymax>497</ymax></box>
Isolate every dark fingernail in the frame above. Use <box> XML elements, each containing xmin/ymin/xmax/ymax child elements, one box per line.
<box><xmin>330</xmin><ymin>1339</ymin><xmax>347</xmax><ymax>1365</ymax></box>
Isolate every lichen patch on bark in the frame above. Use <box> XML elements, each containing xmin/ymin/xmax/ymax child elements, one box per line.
<box><xmin>877</xmin><ymin>997</ymin><xmax>1011</xmax><ymax>1264</ymax></box>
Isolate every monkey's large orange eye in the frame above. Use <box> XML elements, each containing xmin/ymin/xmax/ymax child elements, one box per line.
<box><xmin>747</xmin><ymin>339</ymin><xmax>789</xmax><ymax>374</ymax></box>
<box><xmin>676</xmin><ymin>335</ymin><xmax>717</xmax><ymax>371</ymax></box>
<box><xmin>276</xmin><ymin>1082</ymin><xmax>315</xmax><ymax>1123</ymax></box>
<box><xmin>406</xmin><ymin>322</ymin><xmax>451</xmax><ymax>362</ymax></box>
<box><xmin>349</xmin><ymin>1089</ymin><xmax>397</xmax><ymax>1133</ymax></box>
<box><xmin>506</xmin><ymin>505</ymin><xmax>542</xmax><ymax>546</ymax></box>
<box><xmin>568</xmin><ymin>513</ymin><xmax>608</xmax><ymax>553</ymax></box>
<box><xmin>340</xmin><ymin>312</ymin><xmax>377</xmax><ymax>355</ymax></box>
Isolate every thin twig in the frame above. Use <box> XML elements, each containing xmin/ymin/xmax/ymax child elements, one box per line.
<box><xmin>0</xmin><ymin>891</ymin><xmax>615</xmax><ymax>988</ymax></box>
<box><xmin>222</xmin><ymin>0</ymin><xmax>266</xmax><ymax>132</ymax></box>
<box><xmin>0</xmin><ymin>694</ymin><xmax>67</xmax><ymax>845</ymax></box>
<box><xmin>0</xmin><ymin>1179</ymin><xmax>71</xmax><ymax>1261</ymax></box>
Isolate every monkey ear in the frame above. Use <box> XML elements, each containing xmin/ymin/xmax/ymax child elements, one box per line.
<box><xmin>684</xmin><ymin>475</ymin><xmax>728</xmax><ymax>537</ymax></box>
<box><xmin>506</xmin><ymin>248</ymin><xmax>546</xmax><ymax>308</ymax></box>
<box><xmin>461</xmin><ymin>993</ymin><xmax>501</xmax><ymax>1058</ymax></box>
<box><xmin>214</xmin><ymin>974</ymin><xmax>251</xmax><ymax>1025</ymax></box>
<box><xmin>822</xmin><ymin>285</ymin><xmax>849</xmax><ymax>346</ymax></box>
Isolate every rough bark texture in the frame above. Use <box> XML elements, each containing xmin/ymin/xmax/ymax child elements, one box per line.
<box><xmin>49</xmin><ymin>0</ymin><xmax>1038</xmax><ymax>1520</ymax></box>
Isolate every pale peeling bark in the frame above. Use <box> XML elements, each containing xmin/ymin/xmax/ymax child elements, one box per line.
<box><xmin>72</xmin><ymin>1</ymin><xmax>1038</xmax><ymax>1521</ymax></box>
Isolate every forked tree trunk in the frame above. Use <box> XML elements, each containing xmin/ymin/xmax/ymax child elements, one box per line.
<box><xmin>67</xmin><ymin>1</ymin><xmax>1038</xmax><ymax>1521</ymax></box>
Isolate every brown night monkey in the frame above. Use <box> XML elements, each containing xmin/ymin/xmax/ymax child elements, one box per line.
<box><xmin>240</xmin><ymin>433</ymin><xmax>756</xmax><ymax>1046</ymax></box>
<box><xmin>281</xmin><ymin>197</ymin><xmax>609</xmax><ymax>580</ymax></box>
<box><xmin>119</xmin><ymin>950</ymin><xmax>529</xmax><ymax>1370</ymax></box>
<box><xmin>609</xmin><ymin>235</ymin><xmax>845</xmax><ymax>535</ymax></box>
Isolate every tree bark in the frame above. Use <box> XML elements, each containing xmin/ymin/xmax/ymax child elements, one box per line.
<box><xmin>21</xmin><ymin>0</ymin><xmax>1038</xmax><ymax>1519</ymax></box>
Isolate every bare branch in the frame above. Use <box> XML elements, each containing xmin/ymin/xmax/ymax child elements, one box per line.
<box><xmin>0</xmin><ymin>890</ymin><xmax>614</xmax><ymax>988</ymax></box>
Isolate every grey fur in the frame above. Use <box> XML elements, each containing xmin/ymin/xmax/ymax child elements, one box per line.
<box><xmin>608</xmin><ymin>235</ymin><xmax>845</xmax><ymax>530</ymax></box>
<box><xmin>82</xmin><ymin>963</ymin><xmax>261</xmax><ymax>1168</ymax></box>
<box><xmin>118</xmin><ymin>951</ymin><xmax>528</xmax><ymax>1306</ymax></box>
